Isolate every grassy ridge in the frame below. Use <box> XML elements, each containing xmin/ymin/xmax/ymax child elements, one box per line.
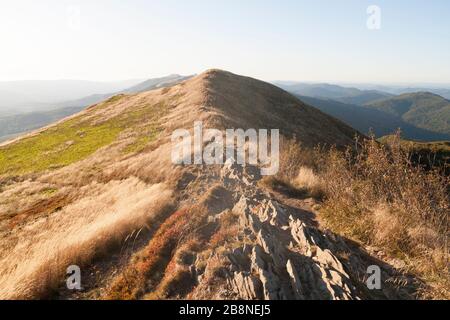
<box><xmin>0</xmin><ymin>96</ymin><xmax>168</xmax><ymax>176</ymax></box>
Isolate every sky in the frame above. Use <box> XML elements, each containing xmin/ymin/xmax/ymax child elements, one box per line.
<box><xmin>1</xmin><ymin>0</ymin><xmax>450</xmax><ymax>84</ymax></box>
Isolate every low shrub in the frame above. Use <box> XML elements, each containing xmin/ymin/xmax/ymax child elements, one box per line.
<box><xmin>105</xmin><ymin>204</ymin><xmax>209</xmax><ymax>300</ymax></box>
<box><xmin>318</xmin><ymin>135</ymin><xmax>449</xmax><ymax>298</ymax></box>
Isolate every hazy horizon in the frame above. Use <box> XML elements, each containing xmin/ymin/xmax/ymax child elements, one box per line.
<box><xmin>1</xmin><ymin>73</ymin><xmax>450</xmax><ymax>88</ymax></box>
<box><xmin>1</xmin><ymin>0</ymin><xmax>450</xmax><ymax>84</ymax></box>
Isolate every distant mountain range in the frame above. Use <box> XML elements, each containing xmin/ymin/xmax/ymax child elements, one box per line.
<box><xmin>351</xmin><ymin>84</ymin><xmax>450</xmax><ymax>100</ymax></box>
<box><xmin>297</xmin><ymin>95</ymin><xmax>450</xmax><ymax>141</ymax></box>
<box><xmin>276</xmin><ymin>82</ymin><xmax>450</xmax><ymax>141</ymax></box>
<box><xmin>123</xmin><ymin>74</ymin><xmax>193</xmax><ymax>93</ymax></box>
<box><xmin>276</xmin><ymin>81</ymin><xmax>450</xmax><ymax>100</ymax></box>
<box><xmin>1</xmin><ymin>76</ymin><xmax>449</xmax><ymax>143</ymax></box>
<box><xmin>50</xmin><ymin>74</ymin><xmax>194</xmax><ymax>110</ymax></box>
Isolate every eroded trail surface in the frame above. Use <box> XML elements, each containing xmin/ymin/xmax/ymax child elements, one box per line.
<box><xmin>192</xmin><ymin>161</ymin><xmax>415</xmax><ymax>300</ymax></box>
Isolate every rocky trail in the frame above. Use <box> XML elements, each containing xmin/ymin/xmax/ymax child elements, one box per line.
<box><xmin>58</xmin><ymin>158</ymin><xmax>420</xmax><ymax>300</ymax></box>
<box><xmin>184</xmin><ymin>160</ymin><xmax>420</xmax><ymax>300</ymax></box>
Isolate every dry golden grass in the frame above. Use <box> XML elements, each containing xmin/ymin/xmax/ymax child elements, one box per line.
<box><xmin>105</xmin><ymin>208</ymin><xmax>190</xmax><ymax>300</ymax></box>
<box><xmin>0</xmin><ymin>179</ymin><xmax>173</xmax><ymax>299</ymax></box>
<box><xmin>261</xmin><ymin>137</ymin><xmax>325</xmax><ymax>198</ymax></box>
<box><xmin>270</xmin><ymin>133</ymin><xmax>449</xmax><ymax>298</ymax></box>
<box><xmin>293</xmin><ymin>166</ymin><xmax>325</xmax><ymax>199</ymax></box>
<box><xmin>310</xmin><ymin>135</ymin><xmax>449</xmax><ymax>299</ymax></box>
<box><xmin>277</xmin><ymin>137</ymin><xmax>318</xmax><ymax>182</ymax></box>
<box><xmin>105</xmin><ymin>196</ymin><xmax>244</xmax><ymax>300</ymax></box>
<box><xmin>371</xmin><ymin>205</ymin><xmax>404</xmax><ymax>247</ymax></box>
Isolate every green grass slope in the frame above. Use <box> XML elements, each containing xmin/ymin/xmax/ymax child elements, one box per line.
<box><xmin>0</xmin><ymin>95</ymin><xmax>169</xmax><ymax>176</ymax></box>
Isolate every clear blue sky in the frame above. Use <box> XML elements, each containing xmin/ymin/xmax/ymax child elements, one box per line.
<box><xmin>1</xmin><ymin>0</ymin><xmax>449</xmax><ymax>83</ymax></box>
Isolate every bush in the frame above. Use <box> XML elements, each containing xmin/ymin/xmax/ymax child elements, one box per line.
<box><xmin>319</xmin><ymin>135</ymin><xmax>449</xmax><ymax>298</ymax></box>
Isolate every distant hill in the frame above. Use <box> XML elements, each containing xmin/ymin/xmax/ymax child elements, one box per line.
<box><xmin>365</xmin><ymin>92</ymin><xmax>450</xmax><ymax>135</ymax></box>
<box><xmin>337</xmin><ymin>90</ymin><xmax>392</xmax><ymax>105</ymax></box>
<box><xmin>276</xmin><ymin>82</ymin><xmax>392</xmax><ymax>105</ymax></box>
<box><xmin>297</xmin><ymin>95</ymin><xmax>450</xmax><ymax>141</ymax></box>
<box><xmin>393</xmin><ymin>87</ymin><xmax>450</xmax><ymax>100</ymax></box>
<box><xmin>55</xmin><ymin>74</ymin><xmax>194</xmax><ymax>109</ymax></box>
<box><xmin>357</xmin><ymin>84</ymin><xmax>450</xmax><ymax>100</ymax></box>
<box><xmin>123</xmin><ymin>74</ymin><xmax>193</xmax><ymax>93</ymax></box>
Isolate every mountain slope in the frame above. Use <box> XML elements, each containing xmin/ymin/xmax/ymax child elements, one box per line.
<box><xmin>366</xmin><ymin>92</ymin><xmax>450</xmax><ymax>135</ymax></box>
<box><xmin>360</xmin><ymin>84</ymin><xmax>450</xmax><ymax>100</ymax></box>
<box><xmin>298</xmin><ymin>95</ymin><xmax>450</xmax><ymax>141</ymax></box>
<box><xmin>0</xmin><ymin>70</ymin><xmax>359</xmax><ymax>176</ymax></box>
<box><xmin>0</xmin><ymin>75</ymin><xmax>193</xmax><ymax>143</ymax></box>
<box><xmin>194</xmin><ymin>70</ymin><xmax>358</xmax><ymax>146</ymax></box>
<box><xmin>2</xmin><ymin>70</ymin><xmax>399</xmax><ymax>301</ymax></box>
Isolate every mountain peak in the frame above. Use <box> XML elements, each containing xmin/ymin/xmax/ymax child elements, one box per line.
<box><xmin>174</xmin><ymin>69</ymin><xmax>359</xmax><ymax>147</ymax></box>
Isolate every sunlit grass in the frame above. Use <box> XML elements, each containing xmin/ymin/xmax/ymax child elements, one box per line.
<box><xmin>0</xmin><ymin>117</ymin><xmax>122</xmax><ymax>175</ymax></box>
<box><xmin>0</xmin><ymin>99</ymin><xmax>169</xmax><ymax>176</ymax></box>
